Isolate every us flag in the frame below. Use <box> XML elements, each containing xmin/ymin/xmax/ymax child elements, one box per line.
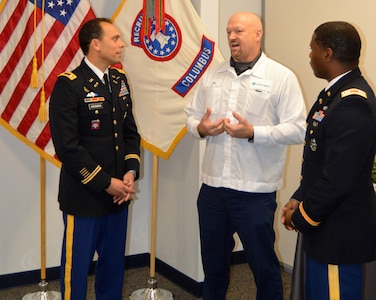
<box><xmin>0</xmin><ymin>0</ymin><xmax>95</xmax><ymax>165</ymax></box>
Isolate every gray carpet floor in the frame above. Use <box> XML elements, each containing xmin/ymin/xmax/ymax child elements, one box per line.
<box><xmin>0</xmin><ymin>264</ymin><xmax>292</xmax><ymax>299</ymax></box>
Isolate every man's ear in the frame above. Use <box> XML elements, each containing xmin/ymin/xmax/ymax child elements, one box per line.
<box><xmin>255</xmin><ymin>29</ymin><xmax>263</xmax><ymax>41</ymax></box>
<box><xmin>91</xmin><ymin>38</ymin><xmax>100</xmax><ymax>51</ymax></box>
<box><xmin>324</xmin><ymin>47</ymin><xmax>334</xmax><ymax>62</ymax></box>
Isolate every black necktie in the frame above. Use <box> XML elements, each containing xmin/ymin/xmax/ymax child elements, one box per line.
<box><xmin>103</xmin><ymin>73</ymin><xmax>111</xmax><ymax>93</ymax></box>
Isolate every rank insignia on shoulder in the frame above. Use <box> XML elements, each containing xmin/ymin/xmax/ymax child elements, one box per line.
<box><xmin>111</xmin><ymin>66</ymin><xmax>125</xmax><ymax>74</ymax></box>
<box><xmin>58</xmin><ymin>72</ymin><xmax>77</xmax><ymax>80</ymax></box>
<box><xmin>341</xmin><ymin>88</ymin><xmax>367</xmax><ymax>99</ymax></box>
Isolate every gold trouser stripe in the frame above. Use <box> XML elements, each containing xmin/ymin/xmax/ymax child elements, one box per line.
<box><xmin>64</xmin><ymin>215</ymin><xmax>75</xmax><ymax>300</ymax></box>
<box><xmin>328</xmin><ymin>264</ymin><xmax>340</xmax><ymax>300</ymax></box>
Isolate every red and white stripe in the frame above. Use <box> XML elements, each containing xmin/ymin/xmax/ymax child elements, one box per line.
<box><xmin>0</xmin><ymin>0</ymin><xmax>95</xmax><ymax>160</ymax></box>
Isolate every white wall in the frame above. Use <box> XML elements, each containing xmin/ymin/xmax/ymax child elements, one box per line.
<box><xmin>0</xmin><ymin>128</ymin><xmax>62</xmax><ymax>274</ymax></box>
<box><xmin>264</xmin><ymin>0</ymin><xmax>376</xmax><ymax>267</ymax></box>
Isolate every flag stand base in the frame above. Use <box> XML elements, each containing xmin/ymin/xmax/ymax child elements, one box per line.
<box><xmin>22</xmin><ymin>281</ymin><xmax>61</xmax><ymax>300</ymax></box>
<box><xmin>129</xmin><ymin>278</ymin><xmax>174</xmax><ymax>300</ymax></box>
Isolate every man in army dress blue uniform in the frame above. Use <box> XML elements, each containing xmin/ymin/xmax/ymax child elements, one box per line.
<box><xmin>49</xmin><ymin>18</ymin><xmax>140</xmax><ymax>300</ymax></box>
<box><xmin>282</xmin><ymin>21</ymin><xmax>376</xmax><ymax>300</ymax></box>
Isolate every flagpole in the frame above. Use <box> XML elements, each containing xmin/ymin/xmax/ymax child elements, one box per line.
<box><xmin>23</xmin><ymin>157</ymin><xmax>61</xmax><ymax>300</ymax></box>
<box><xmin>129</xmin><ymin>153</ymin><xmax>173</xmax><ymax>300</ymax></box>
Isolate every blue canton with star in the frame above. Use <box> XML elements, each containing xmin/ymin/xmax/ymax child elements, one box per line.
<box><xmin>30</xmin><ymin>0</ymin><xmax>79</xmax><ymax>25</ymax></box>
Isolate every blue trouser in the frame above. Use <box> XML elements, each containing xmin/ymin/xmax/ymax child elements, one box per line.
<box><xmin>60</xmin><ymin>209</ymin><xmax>128</xmax><ymax>300</ymax></box>
<box><xmin>198</xmin><ymin>184</ymin><xmax>283</xmax><ymax>300</ymax></box>
<box><xmin>306</xmin><ymin>256</ymin><xmax>362</xmax><ymax>300</ymax></box>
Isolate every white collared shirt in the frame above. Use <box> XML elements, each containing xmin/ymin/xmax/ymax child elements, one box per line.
<box><xmin>84</xmin><ymin>57</ymin><xmax>109</xmax><ymax>83</ymax></box>
<box><xmin>325</xmin><ymin>70</ymin><xmax>352</xmax><ymax>91</ymax></box>
<box><xmin>185</xmin><ymin>53</ymin><xmax>307</xmax><ymax>193</ymax></box>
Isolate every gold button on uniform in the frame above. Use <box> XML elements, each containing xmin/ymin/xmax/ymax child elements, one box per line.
<box><xmin>113</xmin><ymin>120</ymin><xmax>117</xmax><ymax>125</ymax></box>
<box><xmin>114</xmin><ymin>133</ymin><xmax>118</xmax><ymax>138</ymax></box>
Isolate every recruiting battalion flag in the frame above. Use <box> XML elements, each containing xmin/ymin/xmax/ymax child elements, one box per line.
<box><xmin>113</xmin><ymin>0</ymin><xmax>224</xmax><ymax>159</ymax></box>
<box><xmin>0</xmin><ymin>0</ymin><xmax>96</xmax><ymax>166</ymax></box>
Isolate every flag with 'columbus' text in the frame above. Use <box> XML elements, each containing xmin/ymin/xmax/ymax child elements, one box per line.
<box><xmin>0</xmin><ymin>0</ymin><xmax>96</xmax><ymax>166</ymax></box>
<box><xmin>113</xmin><ymin>0</ymin><xmax>224</xmax><ymax>159</ymax></box>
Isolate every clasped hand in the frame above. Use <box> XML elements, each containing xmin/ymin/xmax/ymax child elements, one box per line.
<box><xmin>106</xmin><ymin>172</ymin><xmax>135</xmax><ymax>205</ymax></box>
<box><xmin>281</xmin><ymin>199</ymin><xmax>299</xmax><ymax>231</ymax></box>
<box><xmin>197</xmin><ymin>108</ymin><xmax>253</xmax><ymax>138</ymax></box>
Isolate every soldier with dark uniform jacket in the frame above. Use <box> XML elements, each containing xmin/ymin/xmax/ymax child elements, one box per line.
<box><xmin>281</xmin><ymin>21</ymin><xmax>376</xmax><ymax>300</ymax></box>
<box><xmin>49</xmin><ymin>18</ymin><xmax>140</xmax><ymax>299</ymax></box>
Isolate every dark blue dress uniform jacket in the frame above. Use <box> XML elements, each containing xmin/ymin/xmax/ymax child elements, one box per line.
<box><xmin>291</xmin><ymin>68</ymin><xmax>376</xmax><ymax>265</ymax></box>
<box><xmin>49</xmin><ymin>60</ymin><xmax>140</xmax><ymax>217</ymax></box>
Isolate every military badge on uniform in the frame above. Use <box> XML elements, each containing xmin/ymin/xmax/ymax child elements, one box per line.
<box><xmin>119</xmin><ymin>80</ymin><xmax>129</xmax><ymax>97</ymax></box>
<box><xmin>84</xmin><ymin>92</ymin><xmax>105</xmax><ymax>104</ymax></box>
<box><xmin>111</xmin><ymin>75</ymin><xmax>120</xmax><ymax>85</ymax></box>
<box><xmin>309</xmin><ymin>138</ymin><xmax>317</xmax><ymax>151</ymax></box>
<box><xmin>84</xmin><ymin>97</ymin><xmax>105</xmax><ymax>103</ymax></box>
<box><xmin>88</xmin><ymin>103</ymin><xmax>104</xmax><ymax>110</ymax></box>
<box><xmin>91</xmin><ymin>119</ymin><xmax>100</xmax><ymax>130</ymax></box>
<box><xmin>312</xmin><ymin>110</ymin><xmax>325</xmax><ymax>122</ymax></box>
<box><xmin>86</xmin><ymin>91</ymin><xmax>97</xmax><ymax>97</ymax></box>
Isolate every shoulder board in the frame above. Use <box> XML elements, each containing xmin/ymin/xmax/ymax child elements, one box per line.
<box><xmin>341</xmin><ymin>88</ymin><xmax>367</xmax><ymax>99</ymax></box>
<box><xmin>58</xmin><ymin>72</ymin><xmax>77</xmax><ymax>81</ymax></box>
<box><xmin>110</xmin><ymin>67</ymin><xmax>125</xmax><ymax>74</ymax></box>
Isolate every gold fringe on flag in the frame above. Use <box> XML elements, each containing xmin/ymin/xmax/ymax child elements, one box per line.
<box><xmin>38</xmin><ymin>91</ymin><xmax>47</xmax><ymax>122</ymax></box>
<box><xmin>38</xmin><ymin>0</ymin><xmax>47</xmax><ymax>122</ymax></box>
<box><xmin>0</xmin><ymin>0</ymin><xmax>8</xmax><ymax>14</ymax></box>
<box><xmin>30</xmin><ymin>0</ymin><xmax>38</xmax><ymax>88</ymax></box>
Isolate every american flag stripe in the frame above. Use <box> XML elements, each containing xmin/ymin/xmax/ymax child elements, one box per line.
<box><xmin>0</xmin><ymin>1</ymin><xmax>37</xmax><ymax>93</ymax></box>
<box><xmin>0</xmin><ymin>1</ymin><xmax>23</xmax><ymax>51</ymax></box>
<box><xmin>0</xmin><ymin>0</ymin><xmax>95</xmax><ymax>161</ymax></box>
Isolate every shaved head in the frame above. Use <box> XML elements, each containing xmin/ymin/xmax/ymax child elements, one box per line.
<box><xmin>226</xmin><ymin>12</ymin><xmax>263</xmax><ymax>62</ymax></box>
